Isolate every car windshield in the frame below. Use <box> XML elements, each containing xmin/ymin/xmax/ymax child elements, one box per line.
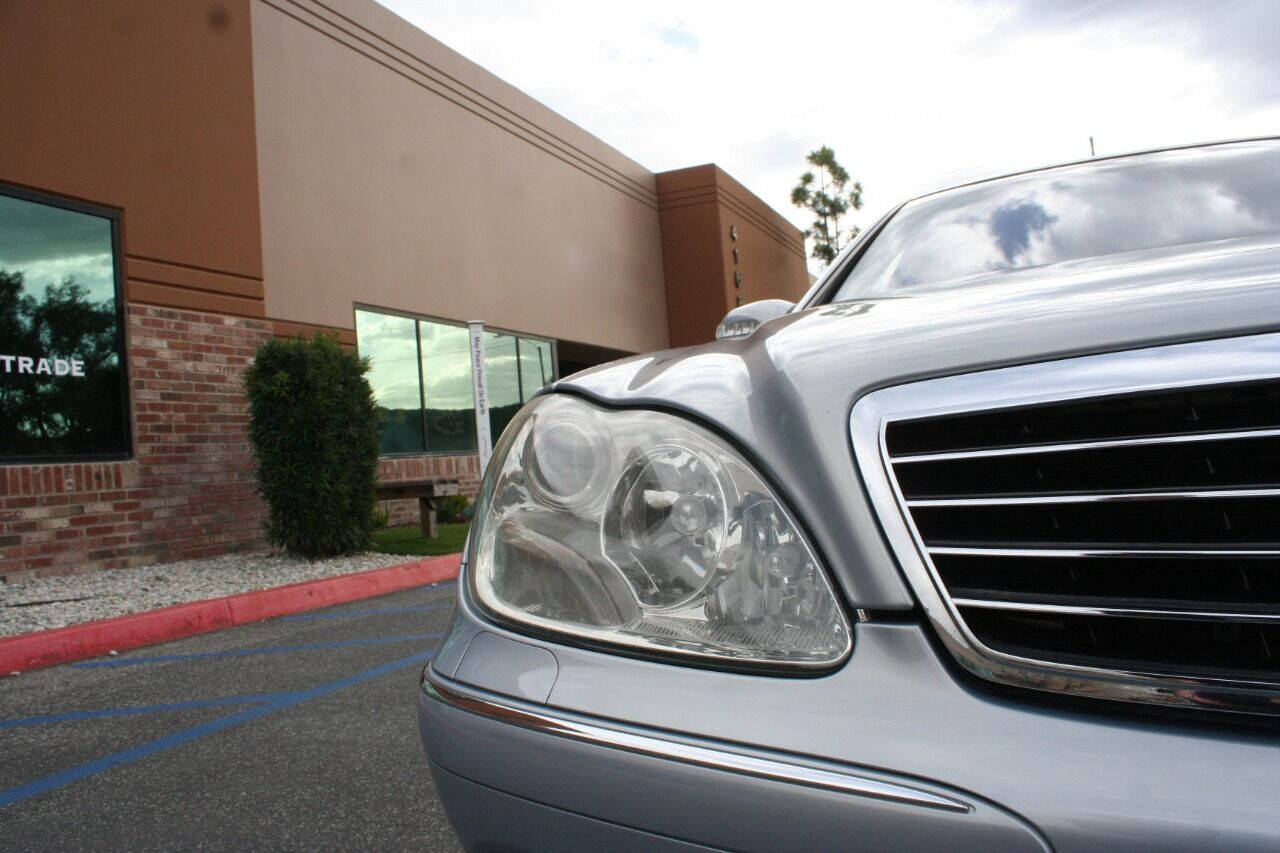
<box><xmin>829</xmin><ymin>140</ymin><xmax>1280</xmax><ymax>302</ymax></box>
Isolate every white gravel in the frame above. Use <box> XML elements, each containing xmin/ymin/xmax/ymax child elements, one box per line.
<box><xmin>0</xmin><ymin>550</ymin><xmax>420</xmax><ymax>638</ymax></box>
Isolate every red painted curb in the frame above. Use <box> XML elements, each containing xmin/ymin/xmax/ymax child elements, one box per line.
<box><xmin>0</xmin><ymin>553</ymin><xmax>461</xmax><ymax>675</ymax></box>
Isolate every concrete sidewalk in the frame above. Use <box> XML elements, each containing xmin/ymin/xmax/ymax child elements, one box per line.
<box><xmin>1</xmin><ymin>554</ymin><xmax>461</xmax><ymax>674</ymax></box>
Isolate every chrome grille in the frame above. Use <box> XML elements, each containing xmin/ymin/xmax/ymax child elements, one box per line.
<box><xmin>889</xmin><ymin>380</ymin><xmax>1280</xmax><ymax>682</ymax></box>
<box><xmin>851</xmin><ymin>332</ymin><xmax>1280</xmax><ymax>714</ymax></box>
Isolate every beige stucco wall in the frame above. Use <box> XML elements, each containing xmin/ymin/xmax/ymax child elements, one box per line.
<box><xmin>251</xmin><ymin>0</ymin><xmax>670</xmax><ymax>353</ymax></box>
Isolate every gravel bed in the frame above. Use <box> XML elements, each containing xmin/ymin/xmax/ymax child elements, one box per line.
<box><xmin>0</xmin><ymin>550</ymin><xmax>420</xmax><ymax>638</ymax></box>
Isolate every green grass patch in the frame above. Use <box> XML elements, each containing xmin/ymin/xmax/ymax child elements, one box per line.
<box><xmin>371</xmin><ymin>523</ymin><xmax>470</xmax><ymax>557</ymax></box>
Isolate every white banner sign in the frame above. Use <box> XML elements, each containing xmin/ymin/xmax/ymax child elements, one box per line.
<box><xmin>468</xmin><ymin>321</ymin><xmax>494</xmax><ymax>475</ymax></box>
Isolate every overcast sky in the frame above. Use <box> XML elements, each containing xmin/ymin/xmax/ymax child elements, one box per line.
<box><xmin>375</xmin><ymin>0</ymin><xmax>1280</xmax><ymax>270</ymax></box>
<box><xmin>0</xmin><ymin>194</ymin><xmax>115</xmax><ymax>304</ymax></box>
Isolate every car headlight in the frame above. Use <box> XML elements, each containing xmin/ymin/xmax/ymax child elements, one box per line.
<box><xmin>469</xmin><ymin>394</ymin><xmax>852</xmax><ymax>668</ymax></box>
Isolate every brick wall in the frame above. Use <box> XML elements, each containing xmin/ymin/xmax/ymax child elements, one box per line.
<box><xmin>0</xmin><ymin>305</ymin><xmax>274</xmax><ymax>579</ymax></box>
<box><xmin>377</xmin><ymin>453</ymin><xmax>482</xmax><ymax>528</ymax></box>
<box><xmin>0</xmin><ymin>304</ymin><xmax>487</xmax><ymax>579</ymax></box>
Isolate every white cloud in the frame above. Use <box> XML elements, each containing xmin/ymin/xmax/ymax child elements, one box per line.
<box><xmin>375</xmin><ymin>0</ymin><xmax>1280</xmax><ymax>271</ymax></box>
<box><xmin>4</xmin><ymin>253</ymin><xmax>117</xmax><ymax>305</ymax></box>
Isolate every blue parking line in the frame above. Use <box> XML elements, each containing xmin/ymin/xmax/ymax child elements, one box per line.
<box><xmin>0</xmin><ymin>648</ymin><xmax>435</xmax><ymax>808</ymax></box>
<box><xmin>278</xmin><ymin>602</ymin><xmax>452</xmax><ymax>621</ymax></box>
<box><xmin>72</xmin><ymin>632</ymin><xmax>443</xmax><ymax>668</ymax></box>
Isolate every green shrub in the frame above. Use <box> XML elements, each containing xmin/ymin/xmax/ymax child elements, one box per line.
<box><xmin>435</xmin><ymin>494</ymin><xmax>470</xmax><ymax>524</ymax></box>
<box><xmin>244</xmin><ymin>334</ymin><xmax>380</xmax><ymax>558</ymax></box>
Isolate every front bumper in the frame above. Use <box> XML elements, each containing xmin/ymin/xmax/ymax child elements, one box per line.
<box><xmin>419</xmin><ymin>671</ymin><xmax>1044</xmax><ymax>852</ymax></box>
<box><xmin>419</xmin><ymin>585</ymin><xmax>1280</xmax><ymax>852</ymax></box>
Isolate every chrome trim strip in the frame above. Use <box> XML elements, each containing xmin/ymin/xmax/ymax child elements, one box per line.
<box><xmin>422</xmin><ymin>670</ymin><xmax>972</xmax><ymax>814</ymax></box>
<box><xmin>850</xmin><ymin>331</ymin><xmax>1280</xmax><ymax>715</ymax></box>
<box><xmin>952</xmin><ymin>597</ymin><xmax>1280</xmax><ymax>624</ymax></box>
<box><xmin>890</xmin><ymin>427</ymin><xmax>1280</xmax><ymax>463</ymax></box>
<box><xmin>929</xmin><ymin>546</ymin><xmax>1280</xmax><ymax>558</ymax></box>
<box><xmin>906</xmin><ymin>487</ymin><xmax>1280</xmax><ymax>507</ymax></box>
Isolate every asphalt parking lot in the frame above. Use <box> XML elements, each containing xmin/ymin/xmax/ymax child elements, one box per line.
<box><xmin>0</xmin><ymin>582</ymin><xmax>463</xmax><ymax>851</ymax></box>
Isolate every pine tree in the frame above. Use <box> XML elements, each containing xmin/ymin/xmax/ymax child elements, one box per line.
<box><xmin>791</xmin><ymin>146</ymin><xmax>863</xmax><ymax>264</ymax></box>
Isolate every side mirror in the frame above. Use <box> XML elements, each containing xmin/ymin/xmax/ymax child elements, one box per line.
<box><xmin>715</xmin><ymin>299</ymin><xmax>795</xmax><ymax>340</ymax></box>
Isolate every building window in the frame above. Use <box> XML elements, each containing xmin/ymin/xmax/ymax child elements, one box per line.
<box><xmin>420</xmin><ymin>321</ymin><xmax>477</xmax><ymax>453</ymax></box>
<box><xmin>0</xmin><ymin>187</ymin><xmax>129</xmax><ymax>462</ymax></box>
<box><xmin>355</xmin><ymin>307</ymin><xmax>555</xmax><ymax>456</ymax></box>
<box><xmin>355</xmin><ymin>310</ymin><xmax>423</xmax><ymax>455</ymax></box>
<box><xmin>484</xmin><ymin>332</ymin><xmax>520</xmax><ymax>442</ymax></box>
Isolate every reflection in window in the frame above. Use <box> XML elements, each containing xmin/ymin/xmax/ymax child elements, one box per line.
<box><xmin>832</xmin><ymin>140</ymin><xmax>1280</xmax><ymax>301</ymax></box>
<box><xmin>420</xmin><ymin>321</ymin><xmax>475</xmax><ymax>453</ymax></box>
<box><xmin>356</xmin><ymin>310</ymin><xmax>424</xmax><ymax>454</ymax></box>
<box><xmin>485</xmin><ymin>332</ymin><xmax>521</xmax><ymax>441</ymax></box>
<box><xmin>0</xmin><ymin>189</ymin><xmax>128</xmax><ymax>460</ymax></box>
<box><xmin>520</xmin><ymin>337</ymin><xmax>553</xmax><ymax>398</ymax></box>
<box><xmin>355</xmin><ymin>308</ymin><xmax>554</xmax><ymax>455</ymax></box>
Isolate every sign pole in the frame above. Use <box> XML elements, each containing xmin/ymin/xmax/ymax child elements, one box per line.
<box><xmin>468</xmin><ymin>321</ymin><xmax>493</xmax><ymax>476</ymax></box>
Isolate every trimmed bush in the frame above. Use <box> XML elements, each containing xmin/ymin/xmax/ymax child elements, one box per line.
<box><xmin>435</xmin><ymin>494</ymin><xmax>470</xmax><ymax>524</ymax></box>
<box><xmin>244</xmin><ymin>334</ymin><xmax>380</xmax><ymax>558</ymax></box>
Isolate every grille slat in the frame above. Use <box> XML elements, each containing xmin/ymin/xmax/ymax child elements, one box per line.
<box><xmin>892</xmin><ymin>426</ymin><xmax>1280</xmax><ymax>464</ymax></box>
<box><xmin>907</xmin><ymin>487</ymin><xmax>1280</xmax><ymax>505</ymax></box>
<box><xmin>909</xmin><ymin>495</ymin><xmax>1280</xmax><ymax>550</ymax></box>
<box><xmin>952</xmin><ymin>598</ymin><xmax>1280</xmax><ymax>624</ymax></box>
<box><xmin>929</xmin><ymin>546</ymin><xmax>1280</xmax><ymax>557</ymax></box>
<box><xmin>935</xmin><ymin>553</ymin><xmax>1280</xmax><ymax>608</ymax></box>
<box><xmin>884</xmin><ymin>378</ymin><xmax>1280</xmax><ymax>687</ymax></box>
<box><xmin>894</xmin><ymin>432</ymin><xmax>1280</xmax><ymax>499</ymax></box>
<box><xmin>959</xmin><ymin>608</ymin><xmax>1280</xmax><ymax>681</ymax></box>
<box><xmin>885</xmin><ymin>379</ymin><xmax>1280</xmax><ymax>456</ymax></box>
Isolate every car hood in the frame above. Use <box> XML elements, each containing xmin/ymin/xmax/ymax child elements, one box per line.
<box><xmin>556</xmin><ymin>240</ymin><xmax>1280</xmax><ymax>609</ymax></box>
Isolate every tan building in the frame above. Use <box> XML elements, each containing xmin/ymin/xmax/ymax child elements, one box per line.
<box><xmin>0</xmin><ymin>0</ymin><xmax>808</xmax><ymax>576</ymax></box>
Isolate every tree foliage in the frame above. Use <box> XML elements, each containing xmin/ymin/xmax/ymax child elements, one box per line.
<box><xmin>244</xmin><ymin>334</ymin><xmax>380</xmax><ymax>558</ymax></box>
<box><xmin>790</xmin><ymin>146</ymin><xmax>863</xmax><ymax>264</ymax></box>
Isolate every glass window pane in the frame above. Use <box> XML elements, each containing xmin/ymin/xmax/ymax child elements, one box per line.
<box><xmin>420</xmin><ymin>320</ymin><xmax>476</xmax><ymax>453</ymax></box>
<box><xmin>355</xmin><ymin>309</ymin><xmax>424</xmax><ymax>454</ymax></box>
<box><xmin>539</xmin><ymin>340</ymin><xmax>555</xmax><ymax>387</ymax></box>
<box><xmin>484</xmin><ymin>332</ymin><xmax>521</xmax><ymax>440</ymax></box>
<box><xmin>518</xmin><ymin>337</ymin><xmax>553</xmax><ymax>402</ymax></box>
<box><xmin>0</xmin><ymin>191</ymin><xmax>127</xmax><ymax>459</ymax></box>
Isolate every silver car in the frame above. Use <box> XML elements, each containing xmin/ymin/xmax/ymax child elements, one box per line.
<box><xmin>418</xmin><ymin>138</ymin><xmax>1280</xmax><ymax>851</ymax></box>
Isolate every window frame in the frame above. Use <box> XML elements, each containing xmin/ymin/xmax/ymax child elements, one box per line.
<box><xmin>0</xmin><ymin>182</ymin><xmax>132</xmax><ymax>466</ymax></box>
<box><xmin>352</xmin><ymin>303</ymin><xmax>558</xmax><ymax>458</ymax></box>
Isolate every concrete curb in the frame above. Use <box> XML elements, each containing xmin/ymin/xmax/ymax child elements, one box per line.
<box><xmin>0</xmin><ymin>553</ymin><xmax>461</xmax><ymax>675</ymax></box>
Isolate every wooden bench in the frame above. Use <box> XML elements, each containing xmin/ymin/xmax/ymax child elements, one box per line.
<box><xmin>374</xmin><ymin>479</ymin><xmax>460</xmax><ymax>539</ymax></box>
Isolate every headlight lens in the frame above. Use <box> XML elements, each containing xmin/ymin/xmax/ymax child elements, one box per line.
<box><xmin>470</xmin><ymin>394</ymin><xmax>851</xmax><ymax>668</ymax></box>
